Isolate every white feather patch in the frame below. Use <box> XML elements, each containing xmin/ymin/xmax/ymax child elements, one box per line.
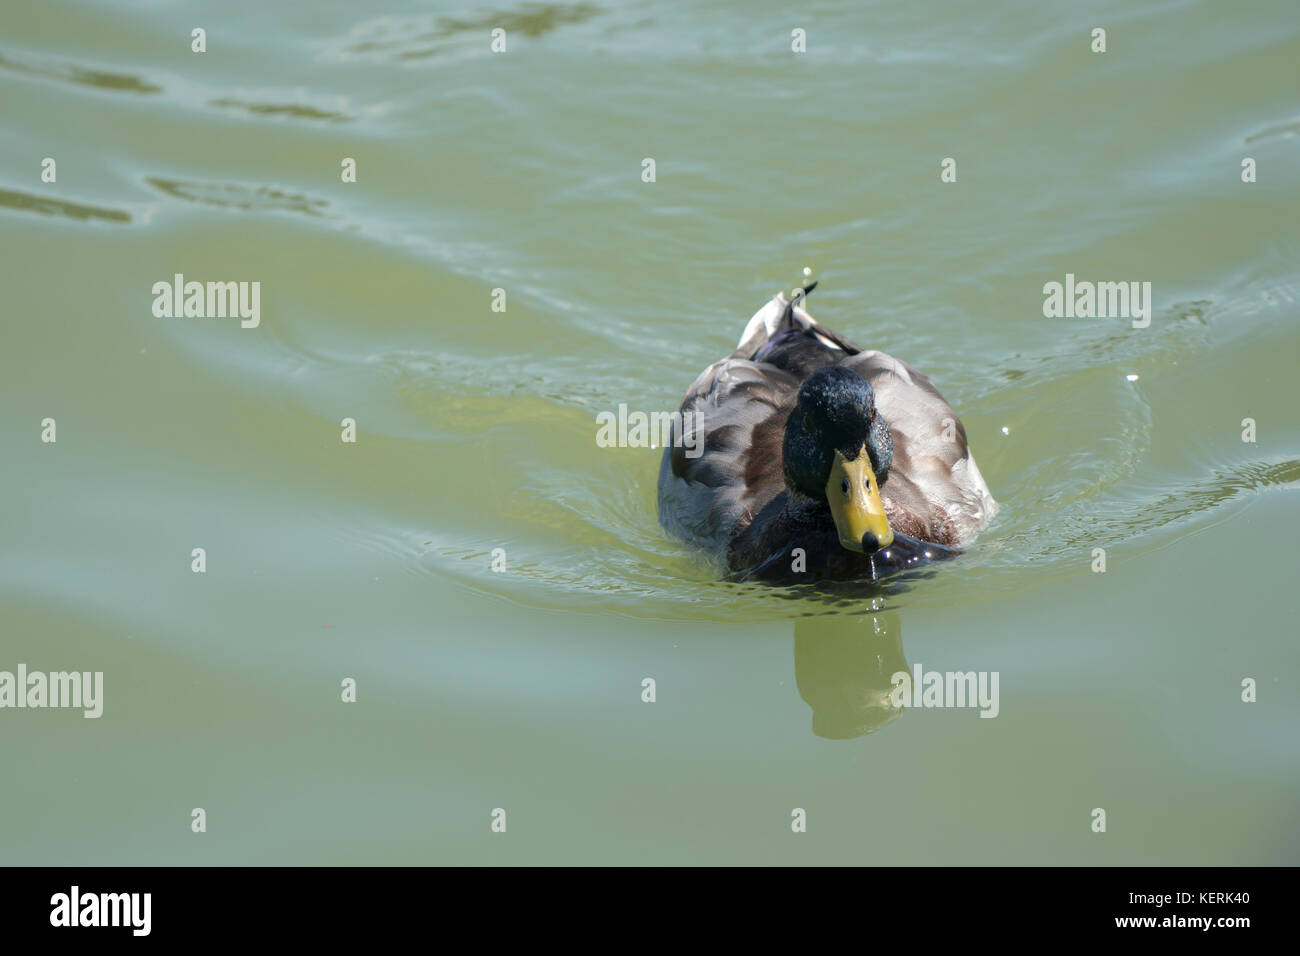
<box><xmin>737</xmin><ymin>295</ymin><xmax>785</xmax><ymax>348</ymax></box>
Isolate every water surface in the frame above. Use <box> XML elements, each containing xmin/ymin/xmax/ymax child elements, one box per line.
<box><xmin>2</xmin><ymin>0</ymin><xmax>1298</xmax><ymax>864</ymax></box>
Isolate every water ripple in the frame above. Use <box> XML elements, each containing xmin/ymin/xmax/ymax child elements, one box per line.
<box><xmin>0</xmin><ymin>49</ymin><xmax>161</xmax><ymax>94</ymax></box>
<box><xmin>145</xmin><ymin>177</ymin><xmax>332</xmax><ymax>217</ymax></box>
<box><xmin>0</xmin><ymin>187</ymin><xmax>130</xmax><ymax>224</ymax></box>
<box><xmin>328</xmin><ymin>2</ymin><xmax>604</xmax><ymax>63</ymax></box>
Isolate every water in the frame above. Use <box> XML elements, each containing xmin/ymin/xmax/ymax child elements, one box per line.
<box><xmin>3</xmin><ymin>0</ymin><xmax>1297</xmax><ymax>864</ymax></box>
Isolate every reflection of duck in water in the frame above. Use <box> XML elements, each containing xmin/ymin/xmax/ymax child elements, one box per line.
<box><xmin>794</xmin><ymin>612</ymin><xmax>907</xmax><ymax>739</ymax></box>
<box><xmin>658</xmin><ymin>282</ymin><xmax>997</xmax><ymax>582</ymax></box>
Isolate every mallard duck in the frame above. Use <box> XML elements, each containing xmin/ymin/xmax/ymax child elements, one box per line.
<box><xmin>657</xmin><ymin>284</ymin><xmax>997</xmax><ymax>582</ymax></box>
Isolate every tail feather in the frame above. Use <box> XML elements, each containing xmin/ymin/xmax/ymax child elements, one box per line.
<box><xmin>736</xmin><ymin>280</ymin><xmax>821</xmax><ymax>353</ymax></box>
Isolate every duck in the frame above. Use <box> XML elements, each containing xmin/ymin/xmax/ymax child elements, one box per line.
<box><xmin>657</xmin><ymin>282</ymin><xmax>998</xmax><ymax>583</ymax></box>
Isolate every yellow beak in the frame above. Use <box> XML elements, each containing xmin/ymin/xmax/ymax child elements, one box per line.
<box><xmin>825</xmin><ymin>447</ymin><xmax>894</xmax><ymax>553</ymax></box>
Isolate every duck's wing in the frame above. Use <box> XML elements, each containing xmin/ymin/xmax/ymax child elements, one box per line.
<box><xmin>839</xmin><ymin>350</ymin><xmax>998</xmax><ymax>545</ymax></box>
<box><xmin>657</xmin><ymin>291</ymin><xmax>819</xmax><ymax>554</ymax></box>
<box><xmin>657</xmin><ymin>354</ymin><xmax>799</xmax><ymax>555</ymax></box>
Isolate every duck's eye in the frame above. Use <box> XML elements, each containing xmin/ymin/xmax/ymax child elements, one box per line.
<box><xmin>802</xmin><ymin>414</ymin><xmax>812</xmax><ymax>431</ymax></box>
<box><xmin>840</xmin><ymin>477</ymin><xmax>850</xmax><ymax>496</ymax></box>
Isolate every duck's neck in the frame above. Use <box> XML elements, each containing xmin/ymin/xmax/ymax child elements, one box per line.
<box><xmin>784</xmin><ymin>487</ymin><xmax>833</xmax><ymax>528</ymax></box>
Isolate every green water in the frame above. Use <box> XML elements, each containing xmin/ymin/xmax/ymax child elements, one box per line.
<box><xmin>3</xmin><ymin>0</ymin><xmax>1298</xmax><ymax>864</ymax></box>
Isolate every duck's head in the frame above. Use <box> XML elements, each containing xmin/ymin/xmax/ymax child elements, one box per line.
<box><xmin>783</xmin><ymin>365</ymin><xmax>895</xmax><ymax>554</ymax></box>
